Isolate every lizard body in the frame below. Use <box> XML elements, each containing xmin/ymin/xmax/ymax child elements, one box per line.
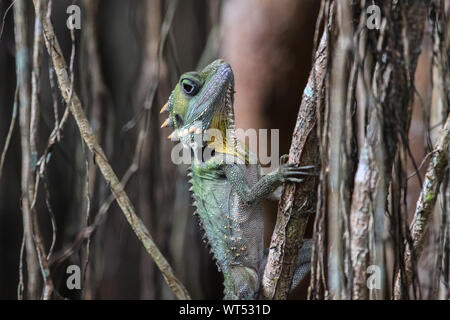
<box><xmin>161</xmin><ymin>59</ymin><xmax>312</xmax><ymax>299</ymax></box>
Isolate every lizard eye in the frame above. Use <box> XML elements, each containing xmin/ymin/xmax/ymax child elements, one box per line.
<box><xmin>181</xmin><ymin>78</ymin><xmax>198</xmax><ymax>96</ymax></box>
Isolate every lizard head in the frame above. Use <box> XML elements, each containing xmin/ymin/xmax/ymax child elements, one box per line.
<box><xmin>161</xmin><ymin>59</ymin><xmax>237</xmax><ymax>153</ymax></box>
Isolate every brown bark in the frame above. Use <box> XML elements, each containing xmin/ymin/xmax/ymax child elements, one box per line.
<box><xmin>14</xmin><ymin>0</ymin><xmax>40</xmax><ymax>300</ymax></box>
<box><xmin>349</xmin><ymin>1</ymin><xmax>427</xmax><ymax>300</ymax></box>
<box><xmin>394</xmin><ymin>115</ymin><xmax>449</xmax><ymax>298</ymax></box>
<box><xmin>261</xmin><ymin>30</ymin><xmax>327</xmax><ymax>300</ymax></box>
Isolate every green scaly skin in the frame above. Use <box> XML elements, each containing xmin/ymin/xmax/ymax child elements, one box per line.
<box><xmin>161</xmin><ymin>59</ymin><xmax>313</xmax><ymax>299</ymax></box>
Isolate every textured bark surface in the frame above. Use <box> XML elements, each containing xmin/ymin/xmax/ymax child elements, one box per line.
<box><xmin>261</xmin><ymin>31</ymin><xmax>327</xmax><ymax>300</ymax></box>
<box><xmin>14</xmin><ymin>0</ymin><xmax>40</xmax><ymax>300</ymax></box>
<box><xmin>348</xmin><ymin>1</ymin><xmax>427</xmax><ymax>300</ymax></box>
<box><xmin>394</xmin><ymin>115</ymin><xmax>449</xmax><ymax>299</ymax></box>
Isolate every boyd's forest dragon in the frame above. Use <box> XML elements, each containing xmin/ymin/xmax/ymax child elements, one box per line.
<box><xmin>161</xmin><ymin>59</ymin><xmax>313</xmax><ymax>299</ymax></box>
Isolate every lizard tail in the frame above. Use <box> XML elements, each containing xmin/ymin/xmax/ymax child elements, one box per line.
<box><xmin>223</xmin><ymin>266</ymin><xmax>259</xmax><ymax>300</ymax></box>
<box><xmin>258</xmin><ymin>239</ymin><xmax>313</xmax><ymax>294</ymax></box>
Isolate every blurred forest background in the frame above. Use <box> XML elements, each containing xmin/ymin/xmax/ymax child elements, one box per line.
<box><xmin>0</xmin><ymin>0</ymin><xmax>448</xmax><ymax>300</ymax></box>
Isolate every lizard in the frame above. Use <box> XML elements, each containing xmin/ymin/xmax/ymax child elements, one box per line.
<box><xmin>160</xmin><ymin>59</ymin><xmax>313</xmax><ymax>299</ymax></box>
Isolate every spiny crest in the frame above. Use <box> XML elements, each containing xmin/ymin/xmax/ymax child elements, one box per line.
<box><xmin>188</xmin><ymin>168</ymin><xmax>226</xmax><ymax>273</ymax></box>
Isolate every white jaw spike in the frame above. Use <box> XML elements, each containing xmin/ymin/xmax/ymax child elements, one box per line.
<box><xmin>160</xmin><ymin>102</ymin><xmax>169</xmax><ymax>113</ymax></box>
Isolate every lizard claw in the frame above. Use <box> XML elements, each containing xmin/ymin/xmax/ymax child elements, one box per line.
<box><xmin>285</xmin><ymin>167</ymin><xmax>318</xmax><ymax>176</ymax></box>
<box><xmin>278</xmin><ymin>155</ymin><xmax>317</xmax><ymax>182</ymax></box>
<box><xmin>286</xmin><ymin>177</ymin><xmax>304</xmax><ymax>183</ymax></box>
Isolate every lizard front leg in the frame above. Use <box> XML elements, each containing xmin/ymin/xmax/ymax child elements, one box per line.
<box><xmin>222</xmin><ymin>154</ymin><xmax>315</xmax><ymax>206</ymax></box>
<box><xmin>222</xmin><ymin>155</ymin><xmax>314</xmax><ymax>299</ymax></box>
